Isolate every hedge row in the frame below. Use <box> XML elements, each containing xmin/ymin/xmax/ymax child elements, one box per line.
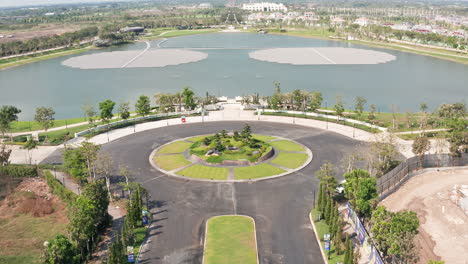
<box><xmin>44</xmin><ymin>171</ymin><xmax>78</xmax><ymax>206</ymax></box>
<box><xmin>0</xmin><ymin>165</ymin><xmax>38</xmax><ymax>178</ymax></box>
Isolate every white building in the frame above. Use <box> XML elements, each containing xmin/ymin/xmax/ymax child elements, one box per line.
<box><xmin>353</xmin><ymin>17</ymin><xmax>370</xmax><ymax>26</ymax></box>
<box><xmin>241</xmin><ymin>2</ymin><xmax>288</xmax><ymax>12</ymax></box>
<box><xmin>198</xmin><ymin>3</ymin><xmax>213</xmax><ymax>9</ymax></box>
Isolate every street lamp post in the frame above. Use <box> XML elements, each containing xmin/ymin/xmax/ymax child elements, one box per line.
<box><xmin>325</xmin><ymin>100</ymin><xmax>328</xmax><ymax>130</ymax></box>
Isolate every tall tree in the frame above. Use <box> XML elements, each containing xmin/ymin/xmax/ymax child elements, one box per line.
<box><xmin>22</xmin><ymin>137</ymin><xmax>38</xmax><ymax>165</ymax></box>
<box><xmin>412</xmin><ymin>136</ymin><xmax>431</xmax><ymax>158</ymax></box>
<box><xmin>309</xmin><ymin>91</ymin><xmax>323</xmax><ymax>112</ymax></box>
<box><xmin>0</xmin><ymin>143</ymin><xmax>12</xmax><ymax>166</ymax></box>
<box><xmin>334</xmin><ymin>95</ymin><xmax>345</xmax><ymax>120</ymax></box>
<box><xmin>354</xmin><ymin>96</ymin><xmax>367</xmax><ymax>118</ymax></box>
<box><xmin>0</xmin><ymin>105</ymin><xmax>21</xmax><ymax>136</ymax></box>
<box><xmin>315</xmin><ymin>161</ymin><xmax>337</xmax><ymax>193</ymax></box>
<box><xmin>182</xmin><ymin>86</ymin><xmax>196</xmax><ymax>110</ymax></box>
<box><xmin>98</xmin><ymin>99</ymin><xmax>115</xmax><ymax>124</ymax></box>
<box><xmin>118</xmin><ymin>101</ymin><xmax>130</xmax><ymax>120</ymax></box>
<box><xmin>34</xmin><ymin>106</ymin><xmax>55</xmax><ymax>132</ymax></box>
<box><xmin>135</xmin><ymin>95</ymin><xmax>151</xmax><ymax>116</ymax></box>
<box><xmin>81</xmin><ymin>104</ymin><xmax>96</xmax><ymax>125</ymax></box>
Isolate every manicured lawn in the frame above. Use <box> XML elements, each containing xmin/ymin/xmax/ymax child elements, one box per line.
<box><xmin>154</xmin><ymin>154</ymin><xmax>191</xmax><ymax>171</ymax></box>
<box><xmin>9</xmin><ymin>117</ymin><xmax>87</xmax><ymax>133</ymax></box>
<box><xmin>204</xmin><ymin>215</ymin><xmax>258</xmax><ymax>264</ymax></box>
<box><xmin>0</xmin><ymin>213</ymin><xmax>68</xmax><ymax>264</ymax></box>
<box><xmin>177</xmin><ymin>165</ymin><xmax>228</xmax><ymax>180</ymax></box>
<box><xmin>252</xmin><ymin>134</ymin><xmax>277</xmax><ymax>142</ymax></box>
<box><xmin>160</xmin><ymin>29</ymin><xmax>219</xmax><ymax>38</ymax></box>
<box><xmin>234</xmin><ymin>164</ymin><xmax>285</xmax><ymax>180</ymax></box>
<box><xmin>186</xmin><ymin>135</ymin><xmax>208</xmax><ymax>142</ymax></box>
<box><xmin>271</xmin><ymin>153</ymin><xmax>309</xmax><ymax>169</ymax></box>
<box><xmin>269</xmin><ymin>140</ymin><xmax>305</xmax><ymax>152</ymax></box>
<box><xmin>157</xmin><ymin>141</ymin><xmax>192</xmax><ymax>154</ymax></box>
<box><xmin>310</xmin><ymin>209</ymin><xmax>345</xmax><ymax>264</ymax></box>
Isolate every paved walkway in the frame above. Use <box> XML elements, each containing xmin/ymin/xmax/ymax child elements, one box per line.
<box><xmin>7</xmin><ymin>104</ymin><xmax>449</xmax><ymax>164</ymax></box>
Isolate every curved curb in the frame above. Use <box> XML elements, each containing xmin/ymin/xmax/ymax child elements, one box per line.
<box><xmin>309</xmin><ymin>212</ymin><xmax>328</xmax><ymax>264</ymax></box>
<box><xmin>148</xmin><ymin>135</ymin><xmax>313</xmax><ymax>183</ymax></box>
<box><xmin>202</xmin><ymin>215</ymin><xmax>259</xmax><ymax>264</ymax></box>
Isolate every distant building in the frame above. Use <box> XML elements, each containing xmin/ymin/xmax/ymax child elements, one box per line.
<box><xmin>198</xmin><ymin>3</ymin><xmax>213</xmax><ymax>9</ymax></box>
<box><xmin>242</xmin><ymin>2</ymin><xmax>288</xmax><ymax>12</ymax></box>
<box><xmin>353</xmin><ymin>17</ymin><xmax>370</xmax><ymax>26</ymax></box>
<box><xmin>120</xmin><ymin>27</ymin><xmax>145</xmax><ymax>33</ymax></box>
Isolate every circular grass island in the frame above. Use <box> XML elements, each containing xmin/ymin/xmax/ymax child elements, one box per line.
<box><xmin>150</xmin><ymin>126</ymin><xmax>312</xmax><ymax>182</ymax></box>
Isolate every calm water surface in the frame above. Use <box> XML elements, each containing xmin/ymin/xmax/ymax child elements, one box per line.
<box><xmin>0</xmin><ymin>32</ymin><xmax>467</xmax><ymax>120</ymax></box>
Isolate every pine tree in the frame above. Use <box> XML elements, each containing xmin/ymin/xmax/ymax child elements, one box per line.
<box><xmin>317</xmin><ymin>182</ymin><xmax>323</xmax><ymax>210</ymax></box>
<box><xmin>334</xmin><ymin>228</ymin><xmax>343</xmax><ymax>255</ymax></box>
<box><xmin>320</xmin><ymin>185</ymin><xmax>327</xmax><ymax>214</ymax></box>
<box><xmin>325</xmin><ymin>196</ymin><xmax>332</xmax><ymax>224</ymax></box>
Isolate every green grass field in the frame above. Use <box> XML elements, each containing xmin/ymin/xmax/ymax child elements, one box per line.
<box><xmin>0</xmin><ymin>213</ymin><xmax>68</xmax><ymax>264</ymax></box>
<box><xmin>310</xmin><ymin>209</ymin><xmax>345</xmax><ymax>264</ymax></box>
<box><xmin>251</xmin><ymin>134</ymin><xmax>277</xmax><ymax>142</ymax></box>
<box><xmin>157</xmin><ymin>141</ymin><xmax>192</xmax><ymax>154</ymax></box>
<box><xmin>271</xmin><ymin>153</ymin><xmax>309</xmax><ymax>169</ymax></box>
<box><xmin>269</xmin><ymin>140</ymin><xmax>305</xmax><ymax>152</ymax></box>
<box><xmin>176</xmin><ymin>165</ymin><xmax>228</xmax><ymax>180</ymax></box>
<box><xmin>204</xmin><ymin>215</ymin><xmax>258</xmax><ymax>264</ymax></box>
<box><xmin>186</xmin><ymin>135</ymin><xmax>209</xmax><ymax>142</ymax></box>
<box><xmin>154</xmin><ymin>154</ymin><xmax>191</xmax><ymax>171</ymax></box>
<box><xmin>234</xmin><ymin>164</ymin><xmax>285</xmax><ymax>180</ymax></box>
<box><xmin>9</xmin><ymin>117</ymin><xmax>87</xmax><ymax>133</ymax></box>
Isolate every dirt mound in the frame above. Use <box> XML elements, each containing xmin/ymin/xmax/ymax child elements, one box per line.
<box><xmin>0</xmin><ymin>178</ymin><xmax>60</xmax><ymax>217</ymax></box>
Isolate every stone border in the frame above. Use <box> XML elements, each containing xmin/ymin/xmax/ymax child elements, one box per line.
<box><xmin>202</xmin><ymin>215</ymin><xmax>259</xmax><ymax>264</ymax></box>
<box><xmin>148</xmin><ymin>135</ymin><xmax>313</xmax><ymax>182</ymax></box>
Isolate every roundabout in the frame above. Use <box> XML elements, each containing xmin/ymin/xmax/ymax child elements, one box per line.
<box><xmin>92</xmin><ymin>120</ymin><xmax>361</xmax><ymax>264</ymax></box>
<box><xmin>150</xmin><ymin>126</ymin><xmax>312</xmax><ymax>181</ymax></box>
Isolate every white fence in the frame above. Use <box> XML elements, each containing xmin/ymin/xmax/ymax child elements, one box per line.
<box><xmin>259</xmin><ymin>109</ymin><xmax>387</xmax><ymax>131</ymax></box>
<box><xmin>75</xmin><ymin>110</ymin><xmax>201</xmax><ymax>138</ymax></box>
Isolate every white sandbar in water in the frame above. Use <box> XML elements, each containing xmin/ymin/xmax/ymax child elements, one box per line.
<box><xmin>62</xmin><ymin>49</ymin><xmax>208</xmax><ymax>69</ymax></box>
<box><xmin>249</xmin><ymin>47</ymin><xmax>396</xmax><ymax>65</ymax></box>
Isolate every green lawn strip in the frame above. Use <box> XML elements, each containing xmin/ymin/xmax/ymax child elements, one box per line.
<box><xmin>157</xmin><ymin>141</ymin><xmax>192</xmax><ymax>154</ymax></box>
<box><xmin>176</xmin><ymin>165</ymin><xmax>228</xmax><ymax>180</ymax></box>
<box><xmin>154</xmin><ymin>154</ymin><xmax>191</xmax><ymax>171</ymax></box>
<box><xmin>269</xmin><ymin>140</ymin><xmax>305</xmax><ymax>152</ymax></box>
<box><xmin>186</xmin><ymin>135</ymin><xmax>208</xmax><ymax>142</ymax></box>
<box><xmin>204</xmin><ymin>215</ymin><xmax>258</xmax><ymax>264</ymax></box>
<box><xmin>310</xmin><ymin>209</ymin><xmax>345</xmax><ymax>264</ymax></box>
<box><xmin>234</xmin><ymin>164</ymin><xmax>285</xmax><ymax>180</ymax></box>
<box><xmin>271</xmin><ymin>152</ymin><xmax>308</xmax><ymax>169</ymax></box>
<box><xmin>0</xmin><ymin>213</ymin><xmax>68</xmax><ymax>263</ymax></box>
<box><xmin>9</xmin><ymin>117</ymin><xmax>87</xmax><ymax>133</ymax></box>
<box><xmin>252</xmin><ymin>134</ymin><xmax>277</xmax><ymax>142</ymax></box>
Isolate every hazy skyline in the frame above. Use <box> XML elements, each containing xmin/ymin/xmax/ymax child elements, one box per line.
<box><xmin>0</xmin><ymin>0</ymin><xmax>132</xmax><ymax>8</ymax></box>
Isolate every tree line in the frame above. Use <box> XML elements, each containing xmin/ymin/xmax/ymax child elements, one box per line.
<box><xmin>0</xmin><ymin>26</ymin><xmax>98</xmax><ymax>57</ymax></box>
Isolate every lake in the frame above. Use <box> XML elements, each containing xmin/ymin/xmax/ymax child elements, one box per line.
<box><xmin>0</xmin><ymin>32</ymin><xmax>467</xmax><ymax>120</ymax></box>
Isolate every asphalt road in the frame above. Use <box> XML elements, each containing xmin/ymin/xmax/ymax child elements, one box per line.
<box><xmin>49</xmin><ymin>121</ymin><xmax>362</xmax><ymax>264</ymax></box>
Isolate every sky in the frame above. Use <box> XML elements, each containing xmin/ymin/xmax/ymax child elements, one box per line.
<box><xmin>0</xmin><ymin>0</ymin><xmax>132</xmax><ymax>8</ymax></box>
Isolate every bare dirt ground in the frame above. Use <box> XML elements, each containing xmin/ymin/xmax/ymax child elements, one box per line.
<box><xmin>381</xmin><ymin>168</ymin><xmax>468</xmax><ymax>264</ymax></box>
<box><xmin>0</xmin><ymin>24</ymin><xmax>80</xmax><ymax>43</ymax></box>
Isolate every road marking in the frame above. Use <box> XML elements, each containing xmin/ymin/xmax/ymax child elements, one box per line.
<box><xmin>142</xmin><ymin>175</ymin><xmax>165</xmax><ymax>183</ymax></box>
<box><xmin>311</xmin><ymin>48</ymin><xmax>336</xmax><ymax>64</ymax></box>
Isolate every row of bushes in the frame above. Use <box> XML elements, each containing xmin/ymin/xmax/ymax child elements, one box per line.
<box><xmin>44</xmin><ymin>171</ymin><xmax>78</xmax><ymax>206</ymax></box>
<box><xmin>0</xmin><ymin>165</ymin><xmax>38</xmax><ymax>178</ymax></box>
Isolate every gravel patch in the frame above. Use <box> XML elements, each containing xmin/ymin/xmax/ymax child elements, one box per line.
<box><xmin>62</xmin><ymin>49</ymin><xmax>208</xmax><ymax>69</ymax></box>
<box><xmin>249</xmin><ymin>47</ymin><xmax>396</xmax><ymax>65</ymax></box>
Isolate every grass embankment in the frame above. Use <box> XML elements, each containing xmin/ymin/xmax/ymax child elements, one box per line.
<box><xmin>269</xmin><ymin>140</ymin><xmax>305</xmax><ymax>152</ymax></box>
<box><xmin>310</xmin><ymin>208</ymin><xmax>344</xmax><ymax>264</ymax></box>
<box><xmin>143</xmin><ymin>28</ymin><xmax>221</xmax><ymax>40</ymax></box>
<box><xmin>9</xmin><ymin>117</ymin><xmax>87</xmax><ymax>133</ymax></box>
<box><xmin>177</xmin><ymin>165</ymin><xmax>228</xmax><ymax>180</ymax></box>
<box><xmin>271</xmin><ymin>153</ymin><xmax>309</xmax><ymax>169</ymax></box>
<box><xmin>0</xmin><ymin>45</ymin><xmax>93</xmax><ymax>70</ymax></box>
<box><xmin>0</xmin><ymin>175</ymin><xmax>69</xmax><ymax>264</ymax></box>
<box><xmin>153</xmin><ymin>154</ymin><xmax>191</xmax><ymax>171</ymax></box>
<box><xmin>234</xmin><ymin>163</ymin><xmax>285</xmax><ymax>180</ymax></box>
<box><xmin>157</xmin><ymin>141</ymin><xmax>192</xmax><ymax>154</ymax></box>
<box><xmin>203</xmin><ymin>215</ymin><xmax>258</xmax><ymax>264</ymax></box>
<box><xmin>186</xmin><ymin>135</ymin><xmax>209</xmax><ymax>142</ymax></box>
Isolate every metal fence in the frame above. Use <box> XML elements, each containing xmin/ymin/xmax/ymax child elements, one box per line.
<box><xmin>377</xmin><ymin>153</ymin><xmax>468</xmax><ymax>199</ymax></box>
